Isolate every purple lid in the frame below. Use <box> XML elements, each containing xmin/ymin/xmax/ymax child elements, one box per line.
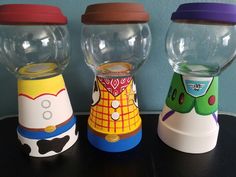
<box><xmin>171</xmin><ymin>3</ymin><xmax>236</xmax><ymax>23</ymax></box>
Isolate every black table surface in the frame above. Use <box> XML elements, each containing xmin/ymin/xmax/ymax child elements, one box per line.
<box><xmin>0</xmin><ymin>114</ymin><xmax>236</xmax><ymax>177</ymax></box>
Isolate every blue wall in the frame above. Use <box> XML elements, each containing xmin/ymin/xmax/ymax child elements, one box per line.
<box><xmin>0</xmin><ymin>0</ymin><xmax>236</xmax><ymax>117</ymax></box>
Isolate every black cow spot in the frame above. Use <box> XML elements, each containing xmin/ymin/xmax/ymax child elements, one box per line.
<box><xmin>92</xmin><ymin>80</ymin><xmax>100</xmax><ymax>106</ymax></box>
<box><xmin>134</xmin><ymin>93</ymin><xmax>139</xmax><ymax>107</ymax></box>
<box><xmin>94</xmin><ymin>81</ymin><xmax>98</xmax><ymax>92</ymax></box>
<box><xmin>134</xmin><ymin>93</ymin><xmax>137</xmax><ymax>103</ymax></box>
<box><xmin>37</xmin><ymin>136</ymin><xmax>70</xmax><ymax>155</ymax></box>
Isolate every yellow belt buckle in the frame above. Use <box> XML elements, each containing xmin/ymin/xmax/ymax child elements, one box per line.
<box><xmin>44</xmin><ymin>125</ymin><xmax>56</xmax><ymax>133</ymax></box>
<box><xmin>105</xmin><ymin>134</ymin><xmax>120</xmax><ymax>143</ymax></box>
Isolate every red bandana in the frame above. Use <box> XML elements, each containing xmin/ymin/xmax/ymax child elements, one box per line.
<box><xmin>98</xmin><ymin>77</ymin><xmax>132</xmax><ymax>97</ymax></box>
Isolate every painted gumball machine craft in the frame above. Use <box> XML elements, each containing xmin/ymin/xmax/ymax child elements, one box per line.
<box><xmin>0</xmin><ymin>4</ymin><xmax>78</xmax><ymax>157</ymax></box>
<box><xmin>158</xmin><ymin>3</ymin><xmax>236</xmax><ymax>153</ymax></box>
<box><xmin>81</xmin><ymin>3</ymin><xmax>151</xmax><ymax>152</ymax></box>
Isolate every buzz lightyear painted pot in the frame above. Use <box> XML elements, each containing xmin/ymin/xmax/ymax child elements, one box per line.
<box><xmin>81</xmin><ymin>3</ymin><xmax>151</xmax><ymax>152</ymax></box>
<box><xmin>0</xmin><ymin>4</ymin><xmax>78</xmax><ymax>157</ymax></box>
<box><xmin>158</xmin><ymin>3</ymin><xmax>236</xmax><ymax>153</ymax></box>
<box><xmin>159</xmin><ymin>73</ymin><xmax>219</xmax><ymax>153</ymax></box>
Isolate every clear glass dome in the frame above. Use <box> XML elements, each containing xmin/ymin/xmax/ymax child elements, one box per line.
<box><xmin>81</xmin><ymin>23</ymin><xmax>151</xmax><ymax>78</ymax></box>
<box><xmin>0</xmin><ymin>25</ymin><xmax>70</xmax><ymax>79</ymax></box>
<box><xmin>166</xmin><ymin>21</ymin><xmax>236</xmax><ymax>77</ymax></box>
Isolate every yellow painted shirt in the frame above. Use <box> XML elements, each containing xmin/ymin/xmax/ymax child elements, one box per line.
<box><xmin>88</xmin><ymin>78</ymin><xmax>141</xmax><ymax>135</ymax></box>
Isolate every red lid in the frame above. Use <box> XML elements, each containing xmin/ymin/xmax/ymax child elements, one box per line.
<box><xmin>0</xmin><ymin>4</ymin><xmax>67</xmax><ymax>25</ymax></box>
<box><xmin>81</xmin><ymin>3</ymin><xmax>149</xmax><ymax>24</ymax></box>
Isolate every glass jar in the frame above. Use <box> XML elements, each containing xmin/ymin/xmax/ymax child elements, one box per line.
<box><xmin>166</xmin><ymin>4</ymin><xmax>236</xmax><ymax>77</ymax></box>
<box><xmin>0</xmin><ymin>8</ymin><xmax>70</xmax><ymax>79</ymax></box>
<box><xmin>81</xmin><ymin>3</ymin><xmax>151</xmax><ymax>78</ymax></box>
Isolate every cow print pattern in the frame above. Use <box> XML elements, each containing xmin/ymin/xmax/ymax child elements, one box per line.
<box><xmin>37</xmin><ymin>135</ymin><xmax>69</xmax><ymax>155</ymax></box>
<box><xmin>132</xmin><ymin>81</ymin><xmax>138</xmax><ymax>107</ymax></box>
<box><xmin>92</xmin><ymin>80</ymin><xmax>100</xmax><ymax>106</ymax></box>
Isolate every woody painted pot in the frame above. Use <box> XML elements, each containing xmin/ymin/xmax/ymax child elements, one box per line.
<box><xmin>81</xmin><ymin>3</ymin><xmax>151</xmax><ymax>152</ymax></box>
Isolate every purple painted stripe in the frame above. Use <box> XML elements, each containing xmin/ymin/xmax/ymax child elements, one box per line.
<box><xmin>162</xmin><ymin>110</ymin><xmax>175</xmax><ymax>121</ymax></box>
<box><xmin>212</xmin><ymin>113</ymin><xmax>218</xmax><ymax>123</ymax></box>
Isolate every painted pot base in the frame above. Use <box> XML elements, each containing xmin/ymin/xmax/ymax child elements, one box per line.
<box><xmin>158</xmin><ymin>114</ymin><xmax>219</xmax><ymax>154</ymax></box>
<box><xmin>87</xmin><ymin>126</ymin><xmax>142</xmax><ymax>152</ymax></box>
<box><xmin>17</xmin><ymin>123</ymin><xmax>78</xmax><ymax>157</ymax></box>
